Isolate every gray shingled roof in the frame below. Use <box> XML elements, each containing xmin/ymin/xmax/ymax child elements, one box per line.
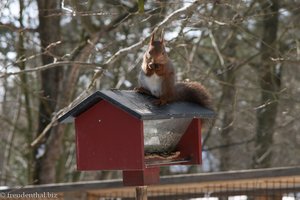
<box><xmin>58</xmin><ymin>90</ymin><xmax>215</xmax><ymax>123</ymax></box>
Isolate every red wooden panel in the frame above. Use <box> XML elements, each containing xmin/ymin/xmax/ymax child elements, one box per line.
<box><xmin>176</xmin><ymin>118</ymin><xmax>202</xmax><ymax>164</ymax></box>
<box><xmin>123</xmin><ymin>168</ymin><xmax>160</xmax><ymax>186</ymax></box>
<box><xmin>75</xmin><ymin>100</ymin><xmax>144</xmax><ymax>170</ymax></box>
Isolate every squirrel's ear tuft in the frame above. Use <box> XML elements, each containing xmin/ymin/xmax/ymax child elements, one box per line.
<box><xmin>160</xmin><ymin>29</ymin><xmax>165</xmax><ymax>44</ymax></box>
<box><xmin>150</xmin><ymin>32</ymin><xmax>155</xmax><ymax>45</ymax></box>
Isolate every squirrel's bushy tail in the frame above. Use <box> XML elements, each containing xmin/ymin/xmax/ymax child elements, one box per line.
<box><xmin>174</xmin><ymin>82</ymin><xmax>213</xmax><ymax>110</ymax></box>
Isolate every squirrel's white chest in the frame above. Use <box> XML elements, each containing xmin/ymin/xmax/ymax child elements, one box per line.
<box><xmin>141</xmin><ymin>73</ymin><xmax>163</xmax><ymax>97</ymax></box>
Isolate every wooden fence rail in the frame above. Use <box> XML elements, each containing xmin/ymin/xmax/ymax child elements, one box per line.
<box><xmin>1</xmin><ymin>166</ymin><xmax>300</xmax><ymax>200</ymax></box>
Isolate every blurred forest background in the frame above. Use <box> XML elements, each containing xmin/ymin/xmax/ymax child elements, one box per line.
<box><xmin>0</xmin><ymin>0</ymin><xmax>300</xmax><ymax>187</ymax></box>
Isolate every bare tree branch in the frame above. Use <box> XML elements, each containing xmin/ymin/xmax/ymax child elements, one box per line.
<box><xmin>0</xmin><ymin>61</ymin><xmax>102</xmax><ymax>78</ymax></box>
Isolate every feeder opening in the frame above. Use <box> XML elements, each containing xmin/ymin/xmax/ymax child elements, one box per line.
<box><xmin>143</xmin><ymin>118</ymin><xmax>192</xmax><ymax>153</ymax></box>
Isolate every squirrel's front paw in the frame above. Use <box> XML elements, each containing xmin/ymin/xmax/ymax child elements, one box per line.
<box><xmin>134</xmin><ymin>87</ymin><xmax>152</xmax><ymax>96</ymax></box>
<box><xmin>153</xmin><ymin>98</ymin><xmax>167</xmax><ymax>106</ymax></box>
<box><xmin>134</xmin><ymin>87</ymin><xmax>145</xmax><ymax>93</ymax></box>
<box><xmin>134</xmin><ymin>87</ymin><xmax>141</xmax><ymax>92</ymax></box>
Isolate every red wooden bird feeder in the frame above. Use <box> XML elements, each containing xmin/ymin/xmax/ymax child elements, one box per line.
<box><xmin>59</xmin><ymin>90</ymin><xmax>215</xmax><ymax>186</ymax></box>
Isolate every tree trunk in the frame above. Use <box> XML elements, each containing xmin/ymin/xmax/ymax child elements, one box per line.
<box><xmin>33</xmin><ymin>0</ymin><xmax>63</xmax><ymax>184</ymax></box>
<box><xmin>209</xmin><ymin>4</ymin><xmax>238</xmax><ymax>171</ymax></box>
<box><xmin>219</xmin><ymin>75</ymin><xmax>236</xmax><ymax>171</ymax></box>
<box><xmin>219</xmin><ymin>49</ymin><xmax>236</xmax><ymax>170</ymax></box>
<box><xmin>253</xmin><ymin>0</ymin><xmax>280</xmax><ymax>168</ymax></box>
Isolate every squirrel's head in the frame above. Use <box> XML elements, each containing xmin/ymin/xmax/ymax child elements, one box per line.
<box><xmin>145</xmin><ymin>30</ymin><xmax>168</xmax><ymax>64</ymax></box>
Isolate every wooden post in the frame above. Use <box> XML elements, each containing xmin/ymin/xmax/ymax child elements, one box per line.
<box><xmin>136</xmin><ymin>186</ymin><xmax>147</xmax><ymax>200</ymax></box>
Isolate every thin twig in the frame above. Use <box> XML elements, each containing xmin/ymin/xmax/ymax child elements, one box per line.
<box><xmin>0</xmin><ymin>61</ymin><xmax>102</xmax><ymax>78</ymax></box>
<box><xmin>209</xmin><ymin>30</ymin><xmax>225</xmax><ymax>67</ymax></box>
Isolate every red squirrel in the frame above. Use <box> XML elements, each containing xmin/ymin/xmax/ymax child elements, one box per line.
<box><xmin>135</xmin><ymin>31</ymin><xmax>213</xmax><ymax>109</ymax></box>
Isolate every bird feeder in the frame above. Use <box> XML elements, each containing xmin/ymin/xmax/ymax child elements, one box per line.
<box><xmin>58</xmin><ymin>90</ymin><xmax>215</xmax><ymax>186</ymax></box>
